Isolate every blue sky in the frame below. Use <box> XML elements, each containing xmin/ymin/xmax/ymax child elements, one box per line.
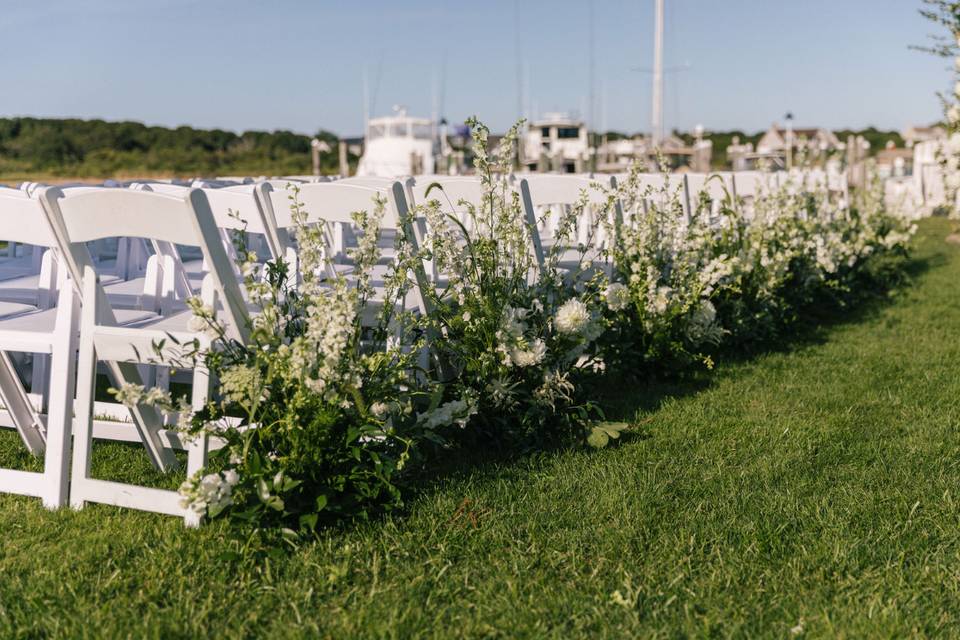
<box><xmin>0</xmin><ymin>0</ymin><xmax>951</xmax><ymax>136</ymax></box>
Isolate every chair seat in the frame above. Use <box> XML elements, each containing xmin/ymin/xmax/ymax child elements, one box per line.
<box><xmin>0</xmin><ymin>300</ymin><xmax>39</xmax><ymax>319</ymax></box>
<box><xmin>0</xmin><ymin>306</ymin><xmax>154</xmax><ymax>354</ymax></box>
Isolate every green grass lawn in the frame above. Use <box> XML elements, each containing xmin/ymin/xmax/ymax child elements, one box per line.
<box><xmin>2</xmin><ymin>219</ymin><xmax>959</xmax><ymax>639</ymax></box>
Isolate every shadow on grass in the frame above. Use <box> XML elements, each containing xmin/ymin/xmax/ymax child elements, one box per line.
<box><xmin>584</xmin><ymin>251</ymin><xmax>939</xmax><ymax>424</ymax></box>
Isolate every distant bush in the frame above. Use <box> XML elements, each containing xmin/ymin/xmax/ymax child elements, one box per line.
<box><xmin>0</xmin><ymin>117</ymin><xmax>351</xmax><ymax>178</ymax></box>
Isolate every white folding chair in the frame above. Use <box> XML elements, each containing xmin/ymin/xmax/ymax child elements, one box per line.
<box><xmin>682</xmin><ymin>173</ymin><xmax>732</xmax><ymax>225</ymax></box>
<box><xmin>517</xmin><ymin>174</ymin><xmax>617</xmax><ymax>271</ymax></box>
<box><xmin>257</xmin><ymin>180</ymin><xmax>437</xmax><ymax>332</ymax></box>
<box><xmin>39</xmin><ymin>186</ymin><xmax>250</xmax><ymax>525</ymax></box>
<box><xmin>0</xmin><ymin>190</ymin><xmax>82</xmax><ymax>508</ymax></box>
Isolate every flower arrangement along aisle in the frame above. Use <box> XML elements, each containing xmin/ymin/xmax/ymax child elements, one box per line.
<box><xmin>412</xmin><ymin>118</ymin><xmax>611</xmax><ymax>448</ymax></box>
<box><xmin>106</xmin><ymin>117</ymin><xmax>916</xmax><ymax>533</ymax></box>
<box><xmin>599</xmin><ymin>161</ymin><xmax>915</xmax><ymax>373</ymax></box>
<box><xmin>115</xmin><ymin>187</ymin><xmax>440</xmax><ymax>531</ymax></box>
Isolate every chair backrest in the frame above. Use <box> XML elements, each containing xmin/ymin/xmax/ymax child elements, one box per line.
<box><xmin>408</xmin><ymin>177</ymin><xmax>485</xmax><ymax>214</ymax></box>
<box><xmin>683</xmin><ymin>172</ymin><xmax>732</xmax><ymax>219</ymax></box>
<box><xmin>731</xmin><ymin>171</ymin><xmax>765</xmax><ymax>200</ymax></box>
<box><xmin>518</xmin><ymin>174</ymin><xmax>609</xmax><ymax>207</ymax></box>
<box><xmin>263</xmin><ymin>181</ymin><xmax>399</xmax><ymax>229</ymax></box>
<box><xmin>132</xmin><ymin>181</ymin><xmax>275</xmax><ymax>243</ymax></box>
<box><xmin>38</xmin><ymin>187</ymin><xmax>249</xmax><ymax>341</ymax></box>
<box><xmin>0</xmin><ymin>190</ymin><xmax>58</xmax><ymax>248</ymax></box>
<box><xmin>336</xmin><ymin>176</ymin><xmax>402</xmax><ymax>189</ymax></box>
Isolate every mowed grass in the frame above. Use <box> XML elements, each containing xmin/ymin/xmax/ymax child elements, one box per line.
<box><xmin>2</xmin><ymin>219</ymin><xmax>960</xmax><ymax>639</ymax></box>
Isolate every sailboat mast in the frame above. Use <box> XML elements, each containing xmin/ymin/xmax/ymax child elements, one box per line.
<box><xmin>651</xmin><ymin>0</ymin><xmax>664</xmax><ymax>147</ymax></box>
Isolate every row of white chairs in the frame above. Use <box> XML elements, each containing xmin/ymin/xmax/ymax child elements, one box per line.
<box><xmin>0</xmin><ymin>179</ymin><xmax>436</xmax><ymax>525</ymax></box>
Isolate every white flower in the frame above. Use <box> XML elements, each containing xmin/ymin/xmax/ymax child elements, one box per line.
<box><xmin>649</xmin><ymin>286</ymin><xmax>673</xmax><ymax>316</ymax></box>
<box><xmin>603</xmin><ymin>283</ymin><xmax>630</xmax><ymax>311</ymax></box>
<box><xmin>370</xmin><ymin>401</ymin><xmax>390</xmax><ymax>418</ymax></box>
<box><xmin>500</xmin><ymin>306</ymin><xmax>528</xmax><ymax>341</ymax></box>
<box><xmin>949</xmin><ymin>105</ymin><xmax>960</xmax><ymax>125</ymax></box>
<box><xmin>554</xmin><ymin>298</ymin><xmax>591</xmax><ymax>335</ymax></box>
<box><xmin>947</xmin><ymin>172</ymin><xmax>960</xmax><ymax>191</ymax></box>
<box><xmin>110</xmin><ymin>382</ymin><xmax>144</xmax><ymax>407</ymax></box>
<box><xmin>510</xmin><ymin>338</ymin><xmax>547</xmax><ymax>367</ymax></box>
<box><xmin>416</xmin><ymin>395</ymin><xmax>478</xmax><ymax>430</ymax></box>
<box><xmin>178</xmin><ymin>469</ymin><xmax>235</xmax><ymax>515</ymax></box>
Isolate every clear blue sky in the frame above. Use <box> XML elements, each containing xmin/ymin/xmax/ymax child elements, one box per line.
<box><xmin>0</xmin><ymin>0</ymin><xmax>950</xmax><ymax>136</ymax></box>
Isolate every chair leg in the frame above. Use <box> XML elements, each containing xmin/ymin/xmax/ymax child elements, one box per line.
<box><xmin>69</xmin><ymin>321</ymin><xmax>97</xmax><ymax>511</ymax></box>
<box><xmin>31</xmin><ymin>354</ymin><xmax>50</xmax><ymax>411</ymax></box>
<box><xmin>41</xmin><ymin>289</ymin><xmax>79</xmax><ymax>509</ymax></box>
<box><xmin>184</xmin><ymin>360</ymin><xmax>211</xmax><ymax>528</ymax></box>
<box><xmin>0</xmin><ymin>350</ymin><xmax>45</xmax><ymax>456</ymax></box>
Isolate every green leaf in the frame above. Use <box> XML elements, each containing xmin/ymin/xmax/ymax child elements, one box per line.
<box><xmin>257</xmin><ymin>478</ymin><xmax>271</xmax><ymax>502</ymax></box>
<box><xmin>587</xmin><ymin>427</ymin><xmax>609</xmax><ymax>449</ymax></box>
<box><xmin>599</xmin><ymin>421</ymin><xmax>629</xmax><ymax>439</ymax></box>
<box><xmin>299</xmin><ymin>513</ymin><xmax>318</xmax><ymax>531</ymax></box>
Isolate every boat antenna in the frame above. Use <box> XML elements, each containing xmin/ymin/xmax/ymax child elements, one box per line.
<box><xmin>514</xmin><ymin>0</ymin><xmax>524</xmax><ymax>122</ymax></box>
<box><xmin>589</xmin><ymin>0</ymin><xmax>596</xmax><ymax>151</ymax></box>
<box><xmin>368</xmin><ymin>50</ymin><xmax>385</xmax><ymax>121</ymax></box>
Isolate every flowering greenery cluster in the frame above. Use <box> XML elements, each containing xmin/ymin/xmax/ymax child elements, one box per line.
<box><xmin>600</xmin><ymin>165</ymin><xmax>915</xmax><ymax>371</ymax></box>
<box><xmin>110</xmin><ymin>119</ymin><xmax>915</xmax><ymax>533</ymax></box>
<box><xmin>414</xmin><ymin>118</ymin><xmax>608</xmax><ymax>447</ymax></box>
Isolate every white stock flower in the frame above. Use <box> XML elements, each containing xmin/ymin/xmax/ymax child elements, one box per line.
<box><xmin>948</xmin><ymin>133</ymin><xmax>960</xmax><ymax>155</ymax></box>
<box><xmin>417</xmin><ymin>395</ymin><xmax>478</xmax><ymax>430</ymax></box>
<box><xmin>554</xmin><ymin>298</ymin><xmax>591</xmax><ymax>335</ymax></box>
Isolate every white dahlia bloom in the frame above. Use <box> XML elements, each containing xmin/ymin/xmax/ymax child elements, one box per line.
<box><xmin>554</xmin><ymin>298</ymin><xmax>591</xmax><ymax>335</ymax></box>
<box><xmin>603</xmin><ymin>283</ymin><xmax>631</xmax><ymax>311</ymax></box>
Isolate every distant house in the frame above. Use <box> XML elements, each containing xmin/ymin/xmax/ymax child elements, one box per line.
<box><xmin>756</xmin><ymin>124</ymin><xmax>841</xmax><ymax>155</ymax></box>
<box><xmin>901</xmin><ymin>124</ymin><xmax>945</xmax><ymax>148</ymax></box>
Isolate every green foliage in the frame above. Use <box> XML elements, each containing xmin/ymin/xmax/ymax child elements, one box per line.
<box><xmin>834</xmin><ymin>127</ymin><xmax>905</xmax><ymax>155</ymax></box>
<box><xmin>0</xmin><ymin>117</ymin><xmax>348</xmax><ymax>178</ymax></box>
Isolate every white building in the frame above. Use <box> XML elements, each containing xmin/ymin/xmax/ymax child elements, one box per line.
<box><xmin>521</xmin><ymin>113</ymin><xmax>589</xmax><ymax>173</ymax></box>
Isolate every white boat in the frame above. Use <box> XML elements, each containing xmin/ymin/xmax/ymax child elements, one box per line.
<box><xmin>356</xmin><ymin>107</ymin><xmax>436</xmax><ymax>177</ymax></box>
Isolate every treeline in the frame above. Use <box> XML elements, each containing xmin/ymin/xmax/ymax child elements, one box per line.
<box><xmin>0</xmin><ymin>117</ymin><xmax>348</xmax><ymax>179</ymax></box>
